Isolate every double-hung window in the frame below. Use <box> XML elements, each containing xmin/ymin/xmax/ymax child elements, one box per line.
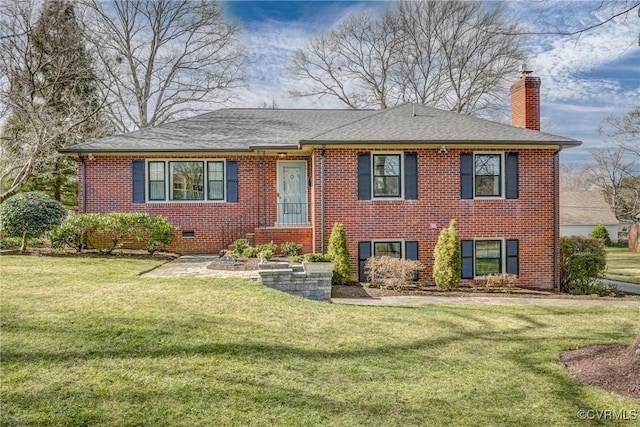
<box><xmin>357</xmin><ymin>240</ymin><xmax>419</xmax><ymax>282</ymax></box>
<box><xmin>373</xmin><ymin>154</ymin><xmax>401</xmax><ymax>198</ymax></box>
<box><xmin>460</xmin><ymin>152</ymin><xmax>519</xmax><ymax>199</ymax></box>
<box><xmin>461</xmin><ymin>238</ymin><xmax>519</xmax><ymax>278</ymax></box>
<box><xmin>357</xmin><ymin>152</ymin><xmax>418</xmax><ymax>200</ymax></box>
<box><xmin>474</xmin><ymin>154</ymin><xmax>501</xmax><ymax>197</ymax></box>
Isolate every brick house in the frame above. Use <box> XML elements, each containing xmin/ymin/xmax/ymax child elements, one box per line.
<box><xmin>62</xmin><ymin>74</ymin><xmax>580</xmax><ymax>288</ymax></box>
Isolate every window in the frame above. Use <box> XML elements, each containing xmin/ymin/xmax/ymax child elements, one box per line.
<box><xmin>474</xmin><ymin>154</ymin><xmax>501</xmax><ymax>197</ymax></box>
<box><xmin>142</xmin><ymin>159</ymin><xmax>237</xmax><ymax>202</ymax></box>
<box><xmin>148</xmin><ymin>161</ymin><xmax>165</xmax><ymax>201</ymax></box>
<box><xmin>460</xmin><ymin>153</ymin><xmax>518</xmax><ymax>200</ymax></box>
<box><xmin>373</xmin><ymin>154</ymin><xmax>401</xmax><ymax>198</ymax></box>
<box><xmin>461</xmin><ymin>239</ymin><xmax>519</xmax><ymax>279</ymax></box>
<box><xmin>475</xmin><ymin>240</ymin><xmax>502</xmax><ymax>276</ymax></box>
<box><xmin>373</xmin><ymin>241</ymin><xmax>402</xmax><ymax>258</ymax></box>
<box><xmin>358</xmin><ymin>240</ymin><xmax>419</xmax><ymax>282</ymax></box>
<box><xmin>207</xmin><ymin>161</ymin><xmax>225</xmax><ymax>200</ymax></box>
<box><xmin>358</xmin><ymin>153</ymin><xmax>418</xmax><ymax>201</ymax></box>
<box><xmin>170</xmin><ymin>161</ymin><xmax>204</xmax><ymax>200</ymax></box>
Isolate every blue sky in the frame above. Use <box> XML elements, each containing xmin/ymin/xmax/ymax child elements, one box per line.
<box><xmin>222</xmin><ymin>0</ymin><xmax>639</xmax><ymax>164</ymax></box>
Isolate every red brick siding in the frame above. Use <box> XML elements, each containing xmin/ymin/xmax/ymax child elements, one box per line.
<box><xmin>310</xmin><ymin>148</ymin><xmax>558</xmax><ymax>288</ymax></box>
<box><xmin>510</xmin><ymin>76</ymin><xmax>541</xmax><ymax>131</ymax></box>
<box><xmin>81</xmin><ymin>148</ymin><xmax>559</xmax><ymax>288</ymax></box>
<box><xmin>78</xmin><ymin>155</ymin><xmax>312</xmax><ymax>254</ymax></box>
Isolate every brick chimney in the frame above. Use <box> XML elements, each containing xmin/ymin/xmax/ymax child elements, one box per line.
<box><xmin>510</xmin><ymin>66</ymin><xmax>541</xmax><ymax>131</ymax></box>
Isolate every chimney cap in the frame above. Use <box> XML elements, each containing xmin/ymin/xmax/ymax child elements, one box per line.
<box><xmin>519</xmin><ymin>63</ymin><xmax>533</xmax><ymax>76</ymax></box>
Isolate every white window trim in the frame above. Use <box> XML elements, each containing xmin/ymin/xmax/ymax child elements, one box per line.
<box><xmin>371</xmin><ymin>152</ymin><xmax>404</xmax><ymax>200</ymax></box>
<box><xmin>145</xmin><ymin>158</ymin><xmax>228</xmax><ymax>203</ymax></box>
<box><xmin>473</xmin><ymin>152</ymin><xmax>505</xmax><ymax>200</ymax></box>
<box><xmin>473</xmin><ymin>238</ymin><xmax>506</xmax><ymax>279</ymax></box>
<box><xmin>372</xmin><ymin>239</ymin><xmax>405</xmax><ymax>259</ymax></box>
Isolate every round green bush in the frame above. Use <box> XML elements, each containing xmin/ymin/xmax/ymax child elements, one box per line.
<box><xmin>0</xmin><ymin>191</ymin><xmax>67</xmax><ymax>251</ymax></box>
<box><xmin>589</xmin><ymin>224</ymin><xmax>612</xmax><ymax>246</ymax></box>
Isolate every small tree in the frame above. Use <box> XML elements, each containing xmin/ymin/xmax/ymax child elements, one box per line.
<box><xmin>0</xmin><ymin>191</ymin><xmax>66</xmax><ymax>251</ymax></box>
<box><xmin>433</xmin><ymin>219</ymin><xmax>461</xmax><ymax>290</ymax></box>
<box><xmin>589</xmin><ymin>224</ymin><xmax>612</xmax><ymax>247</ymax></box>
<box><xmin>327</xmin><ymin>223</ymin><xmax>352</xmax><ymax>285</ymax></box>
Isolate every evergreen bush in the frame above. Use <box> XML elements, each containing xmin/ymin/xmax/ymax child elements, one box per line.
<box><xmin>432</xmin><ymin>219</ymin><xmax>461</xmax><ymax>290</ymax></box>
<box><xmin>0</xmin><ymin>192</ymin><xmax>67</xmax><ymax>251</ymax></box>
<box><xmin>327</xmin><ymin>223</ymin><xmax>352</xmax><ymax>285</ymax></box>
<box><xmin>589</xmin><ymin>224</ymin><xmax>612</xmax><ymax>246</ymax></box>
<box><xmin>559</xmin><ymin>236</ymin><xmax>606</xmax><ymax>292</ymax></box>
<box><xmin>566</xmin><ymin>252</ymin><xmax>607</xmax><ymax>295</ymax></box>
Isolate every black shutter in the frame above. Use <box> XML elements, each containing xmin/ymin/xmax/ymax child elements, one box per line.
<box><xmin>358</xmin><ymin>241</ymin><xmax>372</xmax><ymax>282</ymax></box>
<box><xmin>357</xmin><ymin>153</ymin><xmax>371</xmax><ymax>200</ymax></box>
<box><xmin>132</xmin><ymin>160</ymin><xmax>145</xmax><ymax>203</ymax></box>
<box><xmin>505</xmin><ymin>153</ymin><xmax>519</xmax><ymax>199</ymax></box>
<box><xmin>226</xmin><ymin>161</ymin><xmax>238</xmax><ymax>203</ymax></box>
<box><xmin>461</xmin><ymin>240</ymin><xmax>474</xmax><ymax>279</ymax></box>
<box><xmin>405</xmin><ymin>240</ymin><xmax>419</xmax><ymax>281</ymax></box>
<box><xmin>404</xmin><ymin>153</ymin><xmax>418</xmax><ymax>200</ymax></box>
<box><xmin>506</xmin><ymin>239</ymin><xmax>519</xmax><ymax>275</ymax></box>
<box><xmin>460</xmin><ymin>153</ymin><xmax>473</xmax><ymax>199</ymax></box>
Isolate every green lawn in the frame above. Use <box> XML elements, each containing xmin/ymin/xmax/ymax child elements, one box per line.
<box><xmin>1</xmin><ymin>256</ymin><xmax>638</xmax><ymax>426</ymax></box>
<box><xmin>606</xmin><ymin>247</ymin><xmax>640</xmax><ymax>284</ymax></box>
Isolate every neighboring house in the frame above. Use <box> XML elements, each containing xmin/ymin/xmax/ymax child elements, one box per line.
<box><xmin>61</xmin><ymin>73</ymin><xmax>581</xmax><ymax>288</ymax></box>
<box><xmin>560</xmin><ymin>191</ymin><xmax>619</xmax><ymax>242</ymax></box>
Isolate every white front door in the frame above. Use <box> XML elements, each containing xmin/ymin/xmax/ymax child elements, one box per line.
<box><xmin>277</xmin><ymin>161</ymin><xmax>308</xmax><ymax>225</ymax></box>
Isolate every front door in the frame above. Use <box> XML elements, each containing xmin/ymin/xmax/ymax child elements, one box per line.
<box><xmin>277</xmin><ymin>161</ymin><xmax>308</xmax><ymax>225</ymax></box>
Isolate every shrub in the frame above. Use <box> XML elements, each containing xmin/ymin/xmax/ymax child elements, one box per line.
<box><xmin>0</xmin><ymin>192</ymin><xmax>67</xmax><ymax>251</ymax></box>
<box><xmin>365</xmin><ymin>256</ymin><xmax>424</xmax><ymax>290</ymax></box>
<box><xmin>256</xmin><ymin>241</ymin><xmax>277</xmax><ymax>254</ymax></box>
<box><xmin>432</xmin><ymin>219</ymin><xmax>461</xmax><ymax>290</ymax></box>
<box><xmin>242</xmin><ymin>246</ymin><xmax>258</xmax><ymax>258</ymax></box>
<box><xmin>482</xmin><ymin>273</ymin><xmax>517</xmax><ymax>293</ymax></box>
<box><xmin>258</xmin><ymin>249</ymin><xmax>274</xmax><ymax>260</ymax></box>
<box><xmin>559</xmin><ymin>236</ymin><xmax>605</xmax><ymax>292</ymax></box>
<box><xmin>303</xmin><ymin>253</ymin><xmax>334</xmax><ymax>262</ymax></box>
<box><xmin>96</xmin><ymin>212</ymin><xmax>148</xmax><ymax>254</ymax></box>
<box><xmin>327</xmin><ymin>223</ymin><xmax>352</xmax><ymax>285</ymax></box>
<box><xmin>589</xmin><ymin>224</ymin><xmax>612</xmax><ymax>247</ymax></box>
<box><xmin>566</xmin><ymin>252</ymin><xmax>607</xmax><ymax>294</ymax></box>
<box><xmin>232</xmin><ymin>239</ymin><xmax>250</xmax><ymax>257</ymax></box>
<box><xmin>51</xmin><ymin>212</ymin><xmax>176</xmax><ymax>254</ymax></box>
<box><xmin>50</xmin><ymin>213</ymin><xmax>103</xmax><ymax>252</ymax></box>
<box><xmin>280</xmin><ymin>241</ymin><xmax>303</xmax><ymax>257</ymax></box>
<box><xmin>145</xmin><ymin>215</ymin><xmax>176</xmax><ymax>254</ymax></box>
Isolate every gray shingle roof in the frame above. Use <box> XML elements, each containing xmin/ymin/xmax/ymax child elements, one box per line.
<box><xmin>62</xmin><ymin>103</ymin><xmax>580</xmax><ymax>154</ymax></box>
<box><xmin>560</xmin><ymin>191</ymin><xmax>619</xmax><ymax>226</ymax></box>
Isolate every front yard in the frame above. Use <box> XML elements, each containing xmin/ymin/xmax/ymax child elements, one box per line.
<box><xmin>1</xmin><ymin>256</ymin><xmax>638</xmax><ymax>426</ymax></box>
<box><xmin>606</xmin><ymin>247</ymin><xmax>640</xmax><ymax>284</ymax></box>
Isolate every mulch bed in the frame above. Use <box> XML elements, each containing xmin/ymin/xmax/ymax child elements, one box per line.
<box><xmin>561</xmin><ymin>344</ymin><xmax>639</xmax><ymax>399</ymax></box>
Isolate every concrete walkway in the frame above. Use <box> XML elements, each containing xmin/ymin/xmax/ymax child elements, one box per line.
<box><xmin>144</xmin><ymin>255</ymin><xmax>640</xmax><ymax>307</ymax></box>
<box><xmin>142</xmin><ymin>255</ymin><xmax>260</xmax><ymax>279</ymax></box>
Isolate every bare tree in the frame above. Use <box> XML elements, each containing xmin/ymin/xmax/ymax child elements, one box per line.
<box><xmin>290</xmin><ymin>1</ymin><xmax>524</xmax><ymax>113</ymax></box>
<box><xmin>81</xmin><ymin>0</ymin><xmax>246</xmax><ymax>132</ymax></box>
<box><xmin>588</xmin><ymin>147</ymin><xmax>640</xmax><ymax>222</ymax></box>
<box><xmin>0</xmin><ymin>0</ymin><xmax>107</xmax><ymax>203</ymax></box>
<box><xmin>560</xmin><ymin>163</ymin><xmax>593</xmax><ymax>191</ymax></box>
<box><xmin>290</xmin><ymin>10</ymin><xmax>404</xmax><ymax>109</ymax></box>
<box><xmin>599</xmin><ymin>106</ymin><xmax>640</xmax><ymax>156</ymax></box>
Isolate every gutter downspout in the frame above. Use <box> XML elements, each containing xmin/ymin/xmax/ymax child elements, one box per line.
<box><xmin>553</xmin><ymin>147</ymin><xmax>561</xmax><ymax>292</ymax></box>
<box><xmin>320</xmin><ymin>147</ymin><xmax>326</xmax><ymax>253</ymax></box>
<box><xmin>80</xmin><ymin>156</ymin><xmax>87</xmax><ymax>213</ymax></box>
